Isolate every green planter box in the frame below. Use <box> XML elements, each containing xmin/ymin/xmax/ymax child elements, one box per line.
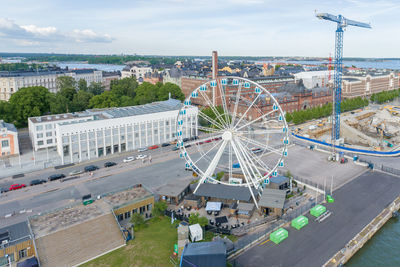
<box><xmin>270</xmin><ymin>228</ymin><xmax>288</xmax><ymax>244</ymax></box>
<box><xmin>291</xmin><ymin>215</ymin><xmax>309</xmax><ymax>230</ymax></box>
<box><xmin>326</xmin><ymin>195</ymin><xmax>335</xmax><ymax>203</ymax></box>
<box><xmin>310</xmin><ymin>204</ymin><xmax>326</xmax><ymax>217</ymax></box>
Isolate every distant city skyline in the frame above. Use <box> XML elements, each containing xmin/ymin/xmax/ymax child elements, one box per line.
<box><xmin>0</xmin><ymin>0</ymin><xmax>399</xmax><ymax>57</ymax></box>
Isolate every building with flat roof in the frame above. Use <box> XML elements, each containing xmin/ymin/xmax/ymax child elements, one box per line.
<box><xmin>65</xmin><ymin>69</ymin><xmax>102</xmax><ymax>84</ymax></box>
<box><xmin>258</xmin><ymin>188</ymin><xmax>286</xmax><ymax>216</ymax></box>
<box><xmin>0</xmin><ymin>221</ymin><xmax>36</xmax><ymax>265</ymax></box>
<box><xmin>0</xmin><ymin>120</ymin><xmax>19</xmax><ymax>157</ymax></box>
<box><xmin>194</xmin><ymin>183</ymin><xmax>259</xmax><ymax>205</ymax></box>
<box><xmin>27</xmin><ymin>98</ymin><xmax>198</xmax><ymax>162</ymax></box>
<box><xmin>55</xmin><ymin>98</ymin><xmax>198</xmax><ymax>164</ymax></box>
<box><xmin>102</xmin><ymin>184</ymin><xmax>154</xmax><ymax>221</ymax></box>
<box><xmin>156</xmin><ymin>179</ymin><xmax>191</xmax><ymax>205</ymax></box>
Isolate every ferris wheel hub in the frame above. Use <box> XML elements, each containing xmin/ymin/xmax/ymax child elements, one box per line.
<box><xmin>222</xmin><ymin>131</ymin><xmax>233</xmax><ymax>141</ymax></box>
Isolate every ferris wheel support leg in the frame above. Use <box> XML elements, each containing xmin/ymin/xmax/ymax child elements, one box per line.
<box><xmin>230</xmin><ymin>139</ymin><xmax>259</xmax><ymax>209</ymax></box>
<box><xmin>193</xmin><ymin>140</ymin><xmax>228</xmax><ymax>194</ymax></box>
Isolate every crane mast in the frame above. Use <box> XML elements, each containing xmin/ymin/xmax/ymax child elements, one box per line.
<box><xmin>316</xmin><ymin>13</ymin><xmax>371</xmax><ymax>156</ymax></box>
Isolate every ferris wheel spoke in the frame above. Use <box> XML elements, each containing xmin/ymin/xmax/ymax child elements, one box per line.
<box><xmin>235</xmin><ymin>138</ymin><xmax>263</xmax><ymax>179</ymax></box>
<box><xmin>217</xmin><ymin>79</ymin><xmax>231</xmax><ymax>126</ymax></box>
<box><xmin>236</xmin><ymin>134</ymin><xmax>283</xmax><ymax>155</ymax></box>
<box><xmin>237</xmin><ymin>129</ymin><xmax>283</xmax><ymax>135</ymax></box>
<box><xmin>236</xmin><ymin>137</ymin><xmax>272</xmax><ymax>173</ymax></box>
<box><xmin>197</xmin><ymin>125</ymin><xmax>225</xmax><ymax>134</ymax></box>
<box><xmin>198</xmin><ymin>110</ymin><xmax>225</xmax><ymax>130</ymax></box>
<box><xmin>230</xmin><ymin>81</ymin><xmax>243</xmax><ymax>128</ymax></box>
<box><xmin>230</xmin><ymin>139</ymin><xmax>260</xmax><ymax>208</ymax></box>
<box><xmin>192</xmin><ymin>138</ymin><xmax>224</xmax><ymax>166</ymax></box>
<box><xmin>235</xmin><ymin>109</ymin><xmax>278</xmax><ymax>131</ymax></box>
<box><xmin>233</xmin><ymin>92</ymin><xmax>263</xmax><ymax>129</ymax></box>
<box><xmin>229</xmin><ymin>141</ymin><xmax>233</xmax><ymax>181</ymax></box>
<box><xmin>199</xmin><ymin>89</ymin><xmax>229</xmax><ymax>129</ymax></box>
<box><xmin>194</xmin><ymin>140</ymin><xmax>228</xmax><ymax>193</ymax></box>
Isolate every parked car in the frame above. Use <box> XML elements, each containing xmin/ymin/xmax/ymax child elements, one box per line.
<box><xmin>136</xmin><ymin>154</ymin><xmax>148</xmax><ymax>160</ymax></box>
<box><xmin>138</xmin><ymin>147</ymin><xmax>148</xmax><ymax>152</ymax></box>
<box><xmin>170</xmin><ymin>140</ymin><xmax>178</xmax><ymax>145</ymax></box>
<box><xmin>30</xmin><ymin>179</ymin><xmax>46</xmax><ymax>186</ymax></box>
<box><xmin>183</xmin><ymin>138</ymin><xmax>190</xmax><ymax>142</ymax></box>
<box><xmin>0</xmin><ymin>187</ymin><xmax>9</xmax><ymax>193</ymax></box>
<box><xmin>204</xmin><ymin>140</ymin><xmax>212</xmax><ymax>143</ymax></box>
<box><xmin>9</xmin><ymin>184</ymin><xmax>26</xmax><ymax>191</ymax></box>
<box><xmin>251</xmin><ymin>148</ymin><xmax>263</xmax><ymax>154</ymax></box>
<box><xmin>161</xmin><ymin>143</ymin><xmax>170</xmax><ymax>147</ymax></box>
<box><xmin>104</xmin><ymin>161</ymin><xmax>117</xmax><ymax>167</ymax></box>
<box><xmin>68</xmin><ymin>169</ymin><xmax>84</xmax><ymax>176</ymax></box>
<box><xmin>48</xmin><ymin>173</ymin><xmax>66</xmax><ymax>181</ymax></box>
<box><xmin>84</xmin><ymin>165</ymin><xmax>99</xmax><ymax>172</ymax></box>
<box><xmin>148</xmin><ymin>145</ymin><xmax>159</xmax><ymax>150</ymax></box>
<box><xmin>184</xmin><ymin>144</ymin><xmax>191</xmax><ymax>148</ymax></box>
<box><xmin>123</xmin><ymin>157</ymin><xmax>135</xmax><ymax>163</ymax></box>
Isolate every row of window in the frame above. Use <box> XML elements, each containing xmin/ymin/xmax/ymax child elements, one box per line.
<box><xmin>117</xmin><ymin>203</ymin><xmax>153</xmax><ymax>221</ymax></box>
<box><xmin>37</xmin><ymin>139</ymin><xmax>53</xmax><ymax>146</ymax></box>
<box><xmin>37</xmin><ymin>131</ymin><xmax>54</xmax><ymax>138</ymax></box>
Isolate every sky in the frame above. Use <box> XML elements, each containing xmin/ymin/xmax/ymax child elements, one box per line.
<box><xmin>0</xmin><ymin>0</ymin><xmax>399</xmax><ymax>57</ymax></box>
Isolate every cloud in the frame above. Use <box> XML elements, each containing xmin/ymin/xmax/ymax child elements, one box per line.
<box><xmin>70</xmin><ymin>29</ymin><xmax>112</xmax><ymax>43</ymax></box>
<box><xmin>0</xmin><ymin>18</ymin><xmax>112</xmax><ymax>44</ymax></box>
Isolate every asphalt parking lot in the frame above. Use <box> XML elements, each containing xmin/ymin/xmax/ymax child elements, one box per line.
<box><xmin>233</xmin><ymin>171</ymin><xmax>400</xmax><ymax>267</ymax></box>
<box><xmin>262</xmin><ymin>145</ymin><xmax>367</xmax><ymax>190</ymax></box>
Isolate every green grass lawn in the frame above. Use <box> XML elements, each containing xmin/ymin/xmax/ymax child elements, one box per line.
<box><xmin>82</xmin><ymin>216</ymin><xmax>177</xmax><ymax>267</ymax></box>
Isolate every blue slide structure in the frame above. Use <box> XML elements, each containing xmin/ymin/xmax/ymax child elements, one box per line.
<box><xmin>292</xmin><ymin>133</ymin><xmax>400</xmax><ymax>157</ymax></box>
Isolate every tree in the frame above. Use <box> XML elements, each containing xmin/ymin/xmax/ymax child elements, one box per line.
<box><xmin>285</xmin><ymin>112</ymin><xmax>293</xmax><ymax>123</ymax></box>
<box><xmin>197</xmin><ymin>216</ymin><xmax>209</xmax><ymax>227</ymax></box>
<box><xmin>110</xmin><ymin>77</ymin><xmax>138</xmax><ymax>98</ymax></box>
<box><xmin>119</xmin><ymin>96</ymin><xmax>135</xmax><ymax>107</ymax></box>
<box><xmin>157</xmin><ymin>82</ymin><xmax>185</xmax><ymax>101</ymax></box>
<box><xmin>152</xmin><ymin>201</ymin><xmax>167</xmax><ymax>218</ymax></box>
<box><xmin>189</xmin><ymin>213</ymin><xmax>200</xmax><ymax>225</ymax></box>
<box><xmin>89</xmin><ymin>91</ymin><xmax>119</xmax><ymax>108</ymax></box>
<box><xmin>0</xmin><ymin>101</ymin><xmax>14</xmax><ymax>123</ymax></box>
<box><xmin>56</xmin><ymin>76</ymin><xmax>76</xmax><ymax>91</ymax></box>
<box><xmin>50</xmin><ymin>93</ymin><xmax>69</xmax><ymax>114</ymax></box>
<box><xmin>131</xmin><ymin>213</ymin><xmax>145</xmax><ymax>230</ymax></box>
<box><xmin>199</xmin><ymin>106</ymin><xmax>228</xmax><ymax>129</ymax></box>
<box><xmin>78</xmin><ymin>79</ymin><xmax>88</xmax><ymax>91</ymax></box>
<box><xmin>71</xmin><ymin>90</ymin><xmax>93</xmax><ymax>112</ymax></box>
<box><xmin>134</xmin><ymin>82</ymin><xmax>158</xmax><ymax>105</ymax></box>
<box><xmin>8</xmin><ymin>86</ymin><xmax>52</xmax><ymax>127</ymax></box>
<box><xmin>88</xmin><ymin>82</ymin><xmax>105</xmax><ymax>95</ymax></box>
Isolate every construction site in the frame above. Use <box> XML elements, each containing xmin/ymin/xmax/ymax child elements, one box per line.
<box><xmin>295</xmin><ymin>103</ymin><xmax>400</xmax><ymax>152</ymax></box>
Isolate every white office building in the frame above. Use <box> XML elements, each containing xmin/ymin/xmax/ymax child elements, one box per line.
<box><xmin>28</xmin><ymin>114</ymin><xmax>94</xmax><ymax>151</ymax></box>
<box><xmin>29</xmin><ymin>99</ymin><xmax>198</xmax><ymax>164</ymax></box>
<box><xmin>121</xmin><ymin>65</ymin><xmax>152</xmax><ymax>80</ymax></box>
<box><xmin>294</xmin><ymin>70</ymin><xmax>333</xmax><ymax>89</ymax></box>
<box><xmin>66</xmin><ymin>69</ymin><xmax>103</xmax><ymax>84</ymax></box>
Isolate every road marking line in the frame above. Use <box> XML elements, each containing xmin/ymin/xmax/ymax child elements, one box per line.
<box><xmin>259</xmin><ymin>239</ymin><xmax>270</xmax><ymax>245</ymax></box>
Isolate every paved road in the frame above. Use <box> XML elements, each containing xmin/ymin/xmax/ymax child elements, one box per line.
<box><xmin>233</xmin><ymin>171</ymin><xmax>400</xmax><ymax>267</ymax></box>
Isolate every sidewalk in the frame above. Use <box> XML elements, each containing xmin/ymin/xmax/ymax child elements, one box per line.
<box><xmin>0</xmin><ymin>148</ymin><xmax>62</xmax><ymax>179</ymax></box>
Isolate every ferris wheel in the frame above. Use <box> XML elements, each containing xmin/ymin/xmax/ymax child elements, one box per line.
<box><xmin>176</xmin><ymin>77</ymin><xmax>289</xmax><ymax>207</ymax></box>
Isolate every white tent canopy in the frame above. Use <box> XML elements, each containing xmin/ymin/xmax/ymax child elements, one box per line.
<box><xmin>189</xmin><ymin>223</ymin><xmax>203</xmax><ymax>242</ymax></box>
<box><xmin>205</xmin><ymin>202</ymin><xmax>222</xmax><ymax>212</ymax></box>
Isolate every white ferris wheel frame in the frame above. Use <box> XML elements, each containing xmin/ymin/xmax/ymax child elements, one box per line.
<box><xmin>176</xmin><ymin>76</ymin><xmax>289</xmax><ymax>207</ymax></box>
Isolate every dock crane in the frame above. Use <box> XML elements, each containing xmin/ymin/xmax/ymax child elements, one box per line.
<box><xmin>316</xmin><ymin>13</ymin><xmax>371</xmax><ymax>160</ymax></box>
